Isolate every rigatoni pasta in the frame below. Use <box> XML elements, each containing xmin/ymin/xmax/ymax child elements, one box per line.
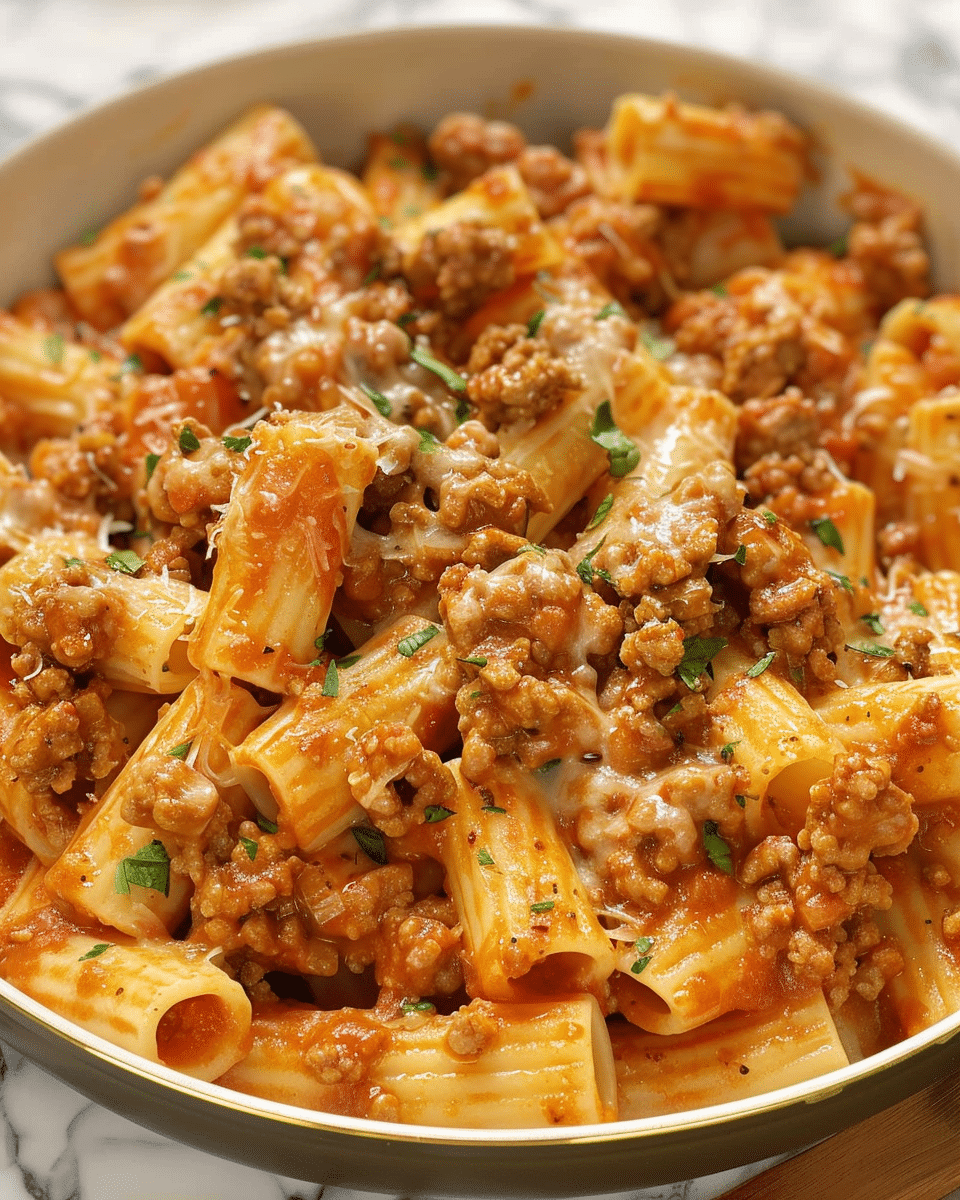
<box><xmin>0</xmin><ymin>89</ymin><xmax>955</xmax><ymax>1133</ymax></box>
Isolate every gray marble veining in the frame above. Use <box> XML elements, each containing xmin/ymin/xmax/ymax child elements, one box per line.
<box><xmin>0</xmin><ymin>0</ymin><xmax>958</xmax><ymax>1196</ymax></box>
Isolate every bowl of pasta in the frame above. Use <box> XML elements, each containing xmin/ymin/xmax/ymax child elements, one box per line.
<box><xmin>3</xmin><ymin>22</ymin><xmax>960</xmax><ymax>1197</ymax></box>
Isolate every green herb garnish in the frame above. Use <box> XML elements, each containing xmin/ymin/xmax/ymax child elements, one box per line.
<box><xmin>352</xmin><ymin>825</ymin><xmax>388</xmax><ymax>865</ymax></box>
<box><xmin>587</xmin><ymin>494</ymin><xmax>614</xmax><ymax>530</ymax></box>
<box><xmin>167</xmin><ymin>741</ymin><xmax>192</xmax><ymax>760</ymax></box>
<box><xmin>114</xmin><ymin>839</ymin><xmax>171</xmax><ymax>896</ymax></box>
<box><xmin>397</xmin><ymin>625</ymin><xmax>440</xmax><ymax>657</ymax></box>
<box><xmin>677</xmin><ymin>635</ymin><xmax>728</xmax><ymax>690</ymax></box>
<box><xmin>239</xmin><ymin>836</ymin><xmax>258</xmax><ymax>861</ymax></box>
<box><xmin>576</xmin><ymin>538</ymin><xmax>614</xmax><ymax>589</ymax></box>
<box><xmin>845</xmin><ymin>642</ymin><xmax>896</xmax><ymax>658</ymax></box>
<box><xmin>105</xmin><ymin>549</ymin><xmax>144</xmax><ymax>575</ymax></box>
<box><xmin>222</xmin><ymin>434</ymin><xmax>253</xmax><ymax>452</ymax></box>
<box><xmin>530</xmin><ymin>900</ymin><xmax>555</xmax><ymax>914</ymax></box>
<box><xmin>745</xmin><ymin>651</ymin><xmax>776</xmax><ymax>678</ymax></box>
<box><xmin>410</xmin><ymin>346</ymin><xmax>467</xmax><ymax>392</ymax></box>
<box><xmin>527</xmin><ymin>308</ymin><xmax>546</xmax><ymax>337</ymax></box>
<box><xmin>810</xmin><ymin>517</ymin><xmax>845</xmax><ymax>555</ymax></box>
<box><xmin>401</xmin><ymin>999</ymin><xmax>436</xmax><ymax>1013</ymax></box>
<box><xmin>178</xmin><ymin>427</ymin><xmax>201</xmax><ymax>454</ymax></box>
<box><xmin>703</xmin><ymin>821</ymin><xmax>734</xmax><ymax>875</ymax></box>
<box><xmin>78</xmin><ymin>943</ymin><xmax>111</xmax><ymax>962</ymax></box>
<box><xmin>477</xmin><ymin>848</ymin><xmax>495</xmax><ymax>866</ymax></box>
<box><xmin>595</xmin><ymin>301</ymin><xmax>627</xmax><ymax>320</ymax></box>
<box><xmin>590</xmin><ymin>400</ymin><xmax>640</xmax><ymax>478</ymax></box>
<box><xmin>322</xmin><ymin>660</ymin><xmax>339</xmax><ymax>698</ymax></box>
<box><xmin>201</xmin><ymin>295</ymin><xmax>223</xmax><ymax>318</ymax></box>
<box><xmin>424</xmin><ymin>805</ymin><xmax>455</xmax><ymax>823</ymax></box>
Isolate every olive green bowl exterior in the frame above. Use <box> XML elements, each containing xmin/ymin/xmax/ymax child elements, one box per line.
<box><xmin>1</xmin><ymin>23</ymin><xmax>960</xmax><ymax>1197</ymax></box>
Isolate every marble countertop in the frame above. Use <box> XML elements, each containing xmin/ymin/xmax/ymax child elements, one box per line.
<box><xmin>1</xmin><ymin>0</ymin><xmax>960</xmax><ymax>1197</ymax></box>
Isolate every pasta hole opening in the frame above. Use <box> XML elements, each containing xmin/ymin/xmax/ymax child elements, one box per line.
<box><xmin>156</xmin><ymin>993</ymin><xmax>231</xmax><ymax>1068</ymax></box>
<box><xmin>767</xmin><ymin>757</ymin><xmax>832</xmax><ymax>833</ymax></box>
<box><xmin>521</xmin><ymin>952</ymin><xmax>596</xmax><ymax>995</ymax></box>
<box><xmin>164</xmin><ymin>638</ymin><xmax>194</xmax><ymax>683</ymax></box>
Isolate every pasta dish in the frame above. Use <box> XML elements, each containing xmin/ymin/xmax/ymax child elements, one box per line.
<box><xmin>0</xmin><ymin>92</ymin><xmax>953</xmax><ymax>1127</ymax></box>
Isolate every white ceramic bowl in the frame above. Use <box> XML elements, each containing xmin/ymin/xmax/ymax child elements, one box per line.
<box><xmin>2</xmin><ymin>25</ymin><xmax>960</xmax><ymax>1197</ymax></box>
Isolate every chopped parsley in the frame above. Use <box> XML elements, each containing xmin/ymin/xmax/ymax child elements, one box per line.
<box><xmin>424</xmin><ymin>805</ymin><xmax>455</xmax><ymax>823</ymax></box>
<box><xmin>105</xmin><ymin>549</ymin><xmax>144</xmax><ymax>575</ymax></box>
<box><xmin>351</xmin><ymin>825</ymin><xmax>388</xmax><ymax>865</ymax></box>
<box><xmin>458</xmin><ymin>656</ymin><xmax>487</xmax><ymax>667</ymax></box>
<box><xmin>173</xmin><ymin>270</ymin><xmax>192</xmax><ymax>281</ymax></box>
<box><xmin>401</xmin><ymin>999</ymin><xmax>436</xmax><ymax>1013</ymax></box>
<box><xmin>256</xmin><ymin>813</ymin><xmax>279</xmax><ymax>835</ymax></box>
<box><xmin>527</xmin><ymin>308</ymin><xmax>546</xmax><ymax>337</ymax></box>
<box><xmin>530</xmin><ymin>900</ymin><xmax>555</xmax><ymax>914</ymax></box>
<box><xmin>845</xmin><ymin>642</ymin><xmax>896</xmax><ymax>658</ymax></box>
<box><xmin>200</xmin><ymin>295</ymin><xmax>223</xmax><ymax>318</ymax></box>
<box><xmin>481</xmin><ymin>805</ymin><xmax>507</xmax><ymax>814</ymax></box>
<box><xmin>720</xmin><ymin>740</ymin><xmax>740</xmax><ymax>763</ymax></box>
<box><xmin>677</xmin><ymin>635</ymin><xmax>728</xmax><ymax>690</ymax></box>
<box><xmin>178</xmin><ymin>426</ymin><xmax>201</xmax><ymax>454</ymax></box>
<box><xmin>397</xmin><ymin>311</ymin><xmax>419</xmax><ymax>329</ymax></box>
<box><xmin>909</xmin><ymin>600</ymin><xmax>929</xmax><ymax>617</ymax></box>
<box><xmin>735</xmin><ymin>794</ymin><xmax>747</xmax><ymax>808</ymax></box>
<box><xmin>114</xmin><ymin>839</ymin><xmax>171</xmax><ymax>896</ymax></box>
<box><xmin>78</xmin><ymin>943</ymin><xmax>111</xmax><ymax>962</ymax></box>
<box><xmin>860</xmin><ymin>613</ymin><xmax>885</xmax><ymax>635</ymax></box>
<box><xmin>595</xmin><ymin>301</ymin><xmax>627</xmax><ymax>320</ymax></box>
<box><xmin>239</xmin><ymin>836</ymin><xmax>258</xmax><ymax>861</ymax></box>
<box><xmin>167</xmin><ymin>741</ymin><xmax>192</xmax><ymax>760</ymax></box>
<box><xmin>145</xmin><ymin>452</ymin><xmax>161</xmax><ymax>481</ymax></box>
<box><xmin>734</xmin><ymin>544</ymin><xmax>747</xmax><ymax>566</ymax></box>
<box><xmin>640</xmin><ymin>329</ymin><xmax>675</xmax><ymax>360</ymax></box>
<box><xmin>630</xmin><ymin>935</ymin><xmax>654</xmax><ymax>975</ymax></box>
<box><xmin>762</xmin><ymin>510</ymin><xmax>777</xmax><ymax>525</ymax></box>
<box><xmin>222</xmin><ymin>434</ymin><xmax>253</xmax><ymax>452</ymax></box>
<box><xmin>245</xmin><ymin>245</ymin><xmax>267</xmax><ymax>259</ymax></box>
<box><xmin>455</xmin><ymin>396</ymin><xmax>471</xmax><ymax>424</ymax></box>
<box><xmin>587</xmin><ymin>494</ymin><xmax>614</xmax><ymax>530</ymax></box>
<box><xmin>410</xmin><ymin>346</ymin><xmax>467</xmax><ymax>392</ymax></box>
<box><xmin>710</xmin><ymin>282</ymin><xmax>728</xmax><ymax>297</ymax></box>
<box><xmin>477</xmin><ymin>847</ymin><xmax>495</xmax><ymax>866</ymax></box>
<box><xmin>321</xmin><ymin>660</ymin><xmax>339</xmax><ymax>698</ymax></box>
<box><xmin>536</xmin><ymin>758</ymin><xmax>562</xmax><ymax>773</ymax></box>
<box><xmin>590</xmin><ymin>400</ymin><xmax>640</xmax><ymax>478</ymax></box>
<box><xmin>703</xmin><ymin>821</ymin><xmax>734</xmax><ymax>875</ymax></box>
<box><xmin>63</xmin><ymin>556</ymin><xmax>84</xmax><ymax>568</ymax></box>
<box><xmin>745</xmin><ymin>651</ymin><xmax>776</xmax><ymax>678</ymax></box>
<box><xmin>825</xmin><ymin>569</ymin><xmax>854</xmax><ymax>593</ymax></box>
<box><xmin>43</xmin><ymin>333</ymin><xmax>65</xmax><ymax>367</ymax></box>
<box><xmin>417</xmin><ymin>428</ymin><xmax>442</xmax><ymax>454</ymax></box>
<box><xmin>397</xmin><ymin>624</ymin><xmax>440</xmax><ymax>657</ymax></box>
<box><xmin>810</xmin><ymin>516</ymin><xmax>845</xmax><ymax>555</ymax></box>
<box><xmin>361</xmin><ymin>262</ymin><xmax>381</xmax><ymax>286</ymax></box>
<box><xmin>517</xmin><ymin>543</ymin><xmax>548</xmax><ymax>555</ymax></box>
<box><xmin>336</xmin><ymin>654</ymin><xmax>362</xmax><ymax>670</ymax></box>
<box><xmin>576</xmin><ymin>538</ymin><xmax>614</xmax><ymax>589</ymax></box>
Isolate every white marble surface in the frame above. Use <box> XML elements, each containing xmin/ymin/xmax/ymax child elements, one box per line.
<box><xmin>1</xmin><ymin>1</ymin><xmax>959</xmax><ymax>1197</ymax></box>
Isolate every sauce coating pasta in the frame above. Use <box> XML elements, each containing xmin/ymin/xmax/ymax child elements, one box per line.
<box><xmin>0</xmin><ymin>92</ymin><xmax>951</xmax><ymax>1125</ymax></box>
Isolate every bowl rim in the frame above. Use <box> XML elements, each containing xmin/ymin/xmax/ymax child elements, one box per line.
<box><xmin>2</xmin><ymin>16</ymin><xmax>960</xmax><ymax>1158</ymax></box>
